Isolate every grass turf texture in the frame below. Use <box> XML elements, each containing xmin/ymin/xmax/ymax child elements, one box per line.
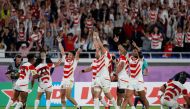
<box><xmin>1</xmin><ymin>106</ymin><xmax>161</xmax><ymax>109</ymax></box>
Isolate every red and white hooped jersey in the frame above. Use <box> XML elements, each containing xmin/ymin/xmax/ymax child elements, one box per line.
<box><xmin>118</xmin><ymin>55</ymin><xmax>129</xmax><ymax>81</ymax></box>
<box><xmin>16</xmin><ymin>62</ymin><xmax>37</xmax><ymax>86</ymax></box>
<box><xmin>128</xmin><ymin>56</ymin><xmax>143</xmax><ymax>82</ymax></box>
<box><xmin>91</xmin><ymin>59</ymin><xmax>98</xmax><ymax>81</ymax></box>
<box><xmin>96</xmin><ymin>52</ymin><xmax>112</xmax><ymax>79</ymax></box>
<box><xmin>149</xmin><ymin>10</ymin><xmax>158</xmax><ymax>22</ymax></box>
<box><xmin>28</xmin><ymin>29</ymin><xmax>44</xmax><ymax>47</ymax></box>
<box><xmin>108</xmin><ymin>54</ymin><xmax>113</xmax><ymax>74</ymax></box>
<box><xmin>174</xmin><ymin>32</ymin><xmax>184</xmax><ymax>47</ymax></box>
<box><xmin>185</xmin><ymin>32</ymin><xmax>190</xmax><ymax>43</ymax></box>
<box><xmin>149</xmin><ymin>33</ymin><xmax>163</xmax><ymax>49</ymax></box>
<box><xmin>36</xmin><ymin>63</ymin><xmax>55</xmax><ymax>87</ymax></box>
<box><xmin>62</xmin><ymin>55</ymin><xmax>78</xmax><ymax>81</ymax></box>
<box><xmin>164</xmin><ymin>80</ymin><xmax>188</xmax><ymax>101</ymax></box>
<box><xmin>29</xmin><ymin>33</ymin><xmax>39</xmax><ymax>42</ymax></box>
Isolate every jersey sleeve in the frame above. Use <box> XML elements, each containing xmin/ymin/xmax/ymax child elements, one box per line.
<box><xmin>48</xmin><ymin>63</ymin><xmax>55</xmax><ymax>68</ymax></box>
<box><xmin>119</xmin><ymin>55</ymin><xmax>126</xmax><ymax>63</ymax></box>
<box><xmin>105</xmin><ymin>52</ymin><xmax>111</xmax><ymax>59</ymax></box>
<box><xmin>182</xmin><ymin>89</ymin><xmax>188</xmax><ymax>96</ymax></box>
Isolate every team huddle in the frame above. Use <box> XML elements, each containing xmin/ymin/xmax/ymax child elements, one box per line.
<box><xmin>4</xmin><ymin>32</ymin><xmax>190</xmax><ymax>109</ymax></box>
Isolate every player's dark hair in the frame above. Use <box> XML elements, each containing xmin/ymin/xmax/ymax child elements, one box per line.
<box><xmin>178</xmin><ymin>72</ymin><xmax>187</xmax><ymax>84</ymax></box>
<box><xmin>69</xmin><ymin>50</ymin><xmax>76</xmax><ymax>56</ymax></box>
<box><xmin>103</xmin><ymin>44</ymin><xmax>109</xmax><ymax>49</ymax></box>
<box><xmin>27</xmin><ymin>54</ymin><xmax>35</xmax><ymax>62</ymax></box>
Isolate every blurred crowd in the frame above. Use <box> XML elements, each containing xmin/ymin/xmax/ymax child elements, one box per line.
<box><xmin>0</xmin><ymin>0</ymin><xmax>190</xmax><ymax>58</ymax></box>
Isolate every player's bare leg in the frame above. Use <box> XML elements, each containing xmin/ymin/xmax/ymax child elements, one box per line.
<box><xmin>122</xmin><ymin>89</ymin><xmax>135</xmax><ymax>109</ymax></box>
<box><xmin>6</xmin><ymin>90</ymin><xmax>20</xmax><ymax>109</ymax></box>
<box><xmin>61</xmin><ymin>89</ymin><xmax>66</xmax><ymax>109</ymax></box>
<box><xmin>91</xmin><ymin>87</ymin><xmax>95</xmax><ymax>98</ymax></box>
<box><xmin>45</xmin><ymin>91</ymin><xmax>52</xmax><ymax>109</ymax></box>
<box><xmin>65</xmin><ymin>87</ymin><xmax>80</xmax><ymax>108</ymax></box>
<box><xmin>104</xmin><ymin>90</ymin><xmax>118</xmax><ymax>109</ymax></box>
<box><xmin>94</xmin><ymin>86</ymin><xmax>102</xmax><ymax>109</ymax></box>
<box><xmin>15</xmin><ymin>91</ymin><xmax>28</xmax><ymax>109</ymax></box>
<box><xmin>98</xmin><ymin>90</ymin><xmax>109</xmax><ymax>108</ymax></box>
<box><xmin>34</xmin><ymin>92</ymin><xmax>43</xmax><ymax>109</ymax></box>
<box><xmin>117</xmin><ymin>89</ymin><xmax>125</xmax><ymax>108</ymax></box>
<box><xmin>138</xmin><ymin>90</ymin><xmax>149</xmax><ymax>109</ymax></box>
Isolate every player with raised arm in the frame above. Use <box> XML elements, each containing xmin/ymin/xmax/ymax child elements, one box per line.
<box><xmin>160</xmin><ymin>72</ymin><xmax>190</xmax><ymax>109</ymax></box>
<box><xmin>113</xmin><ymin>36</ymin><xmax>149</xmax><ymax>109</ymax></box>
<box><xmin>81</xmin><ymin>42</ymin><xmax>110</xmax><ymax>109</ymax></box>
<box><xmin>57</xmin><ymin>37</ymin><xmax>82</xmax><ymax>109</ymax></box>
<box><xmin>34</xmin><ymin>49</ymin><xmax>62</xmax><ymax>109</ymax></box>
<box><xmin>6</xmin><ymin>54</ymin><xmax>38</xmax><ymax>109</ymax></box>
<box><xmin>111</xmin><ymin>36</ymin><xmax>129</xmax><ymax>109</ymax></box>
<box><xmin>93</xmin><ymin>32</ymin><xmax>119</xmax><ymax>109</ymax></box>
<box><xmin>122</xmin><ymin>40</ymin><xmax>149</xmax><ymax>109</ymax></box>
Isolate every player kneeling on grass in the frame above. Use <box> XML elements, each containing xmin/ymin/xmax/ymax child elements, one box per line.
<box><xmin>81</xmin><ymin>48</ymin><xmax>110</xmax><ymax>109</ymax></box>
<box><xmin>160</xmin><ymin>72</ymin><xmax>190</xmax><ymax>109</ymax></box>
<box><xmin>6</xmin><ymin>54</ymin><xmax>38</xmax><ymax>109</ymax></box>
<box><xmin>34</xmin><ymin>49</ymin><xmax>62</xmax><ymax>109</ymax></box>
<box><xmin>57</xmin><ymin>37</ymin><xmax>82</xmax><ymax>109</ymax></box>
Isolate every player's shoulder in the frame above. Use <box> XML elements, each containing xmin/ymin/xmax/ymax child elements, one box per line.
<box><xmin>120</xmin><ymin>55</ymin><xmax>126</xmax><ymax>60</ymax></box>
<box><xmin>22</xmin><ymin>62</ymin><xmax>30</xmax><ymax>66</ymax></box>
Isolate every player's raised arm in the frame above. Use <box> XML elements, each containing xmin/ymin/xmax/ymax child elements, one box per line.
<box><xmin>132</xmin><ymin>40</ymin><xmax>141</xmax><ymax>52</ymax></box>
<box><xmin>93</xmin><ymin>34</ymin><xmax>100</xmax><ymax>51</ymax></box>
<box><xmin>75</xmin><ymin>47</ymin><xmax>81</xmax><ymax>60</ymax></box>
<box><xmin>55</xmin><ymin>58</ymin><xmax>62</xmax><ymax>67</ymax></box>
<box><xmin>57</xmin><ymin>37</ymin><xmax>65</xmax><ymax>56</ymax></box>
<box><xmin>112</xmin><ymin>60</ymin><xmax>124</xmax><ymax>81</ymax></box>
<box><xmin>93</xmin><ymin>32</ymin><xmax>107</xmax><ymax>54</ymax></box>
<box><xmin>113</xmin><ymin>35</ymin><xmax>127</xmax><ymax>54</ymax></box>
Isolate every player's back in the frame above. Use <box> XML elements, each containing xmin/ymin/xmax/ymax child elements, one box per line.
<box><xmin>164</xmin><ymin>80</ymin><xmax>187</xmax><ymax>101</ymax></box>
<box><xmin>36</xmin><ymin>63</ymin><xmax>54</xmax><ymax>84</ymax></box>
<box><xmin>16</xmin><ymin>62</ymin><xmax>36</xmax><ymax>85</ymax></box>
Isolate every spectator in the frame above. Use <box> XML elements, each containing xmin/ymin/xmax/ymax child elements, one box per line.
<box><xmin>166</xmin><ymin>16</ymin><xmax>176</xmax><ymax>40</ymax></box>
<box><xmin>173</xmin><ymin>26</ymin><xmax>184</xmax><ymax>52</ymax></box>
<box><xmin>28</xmin><ymin>26</ymin><xmax>44</xmax><ymax>50</ymax></box>
<box><xmin>6</xmin><ymin>43</ymin><xmax>16</xmax><ymax>58</ymax></box>
<box><xmin>149</xmin><ymin>26</ymin><xmax>163</xmax><ymax>51</ymax></box>
<box><xmin>0</xmin><ymin>37</ymin><xmax>7</xmax><ymax>57</ymax></box>
<box><xmin>19</xmin><ymin>42</ymin><xmax>33</xmax><ymax>58</ymax></box>
<box><xmin>1</xmin><ymin>27</ymin><xmax>15</xmax><ymax>50</ymax></box>
<box><xmin>0</xmin><ymin>0</ymin><xmax>189</xmax><ymax>58</ymax></box>
<box><xmin>62</xmin><ymin>32</ymin><xmax>78</xmax><ymax>52</ymax></box>
<box><xmin>162</xmin><ymin>40</ymin><xmax>174</xmax><ymax>58</ymax></box>
<box><xmin>141</xmin><ymin>31</ymin><xmax>151</xmax><ymax>52</ymax></box>
<box><xmin>44</xmin><ymin>30</ymin><xmax>54</xmax><ymax>51</ymax></box>
<box><xmin>184</xmin><ymin>25</ymin><xmax>190</xmax><ymax>52</ymax></box>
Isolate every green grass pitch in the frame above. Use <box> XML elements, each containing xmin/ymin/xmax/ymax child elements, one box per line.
<box><xmin>1</xmin><ymin>106</ymin><xmax>161</xmax><ymax>109</ymax></box>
